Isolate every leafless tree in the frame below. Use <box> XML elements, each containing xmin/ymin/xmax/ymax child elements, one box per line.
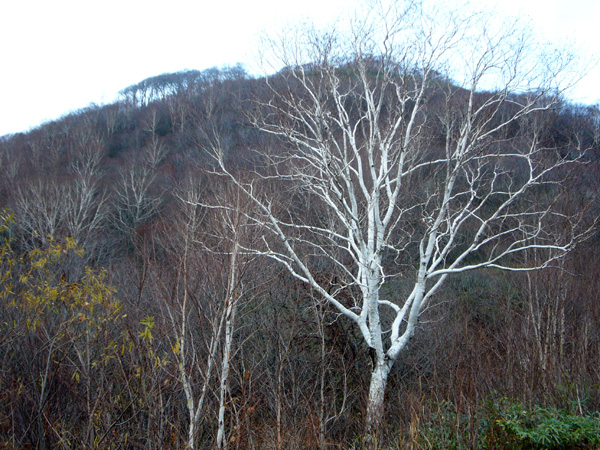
<box><xmin>149</xmin><ymin>174</ymin><xmax>259</xmax><ymax>449</ymax></box>
<box><xmin>111</xmin><ymin>152</ymin><xmax>161</xmax><ymax>239</ymax></box>
<box><xmin>15</xmin><ymin>177</ymin><xmax>106</xmax><ymax>254</ymax></box>
<box><xmin>210</xmin><ymin>0</ymin><xmax>593</xmax><ymax>436</ymax></box>
<box><xmin>142</xmin><ymin>110</ymin><xmax>170</xmax><ymax>170</ymax></box>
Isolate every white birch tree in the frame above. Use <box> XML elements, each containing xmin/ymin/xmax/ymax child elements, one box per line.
<box><xmin>151</xmin><ymin>176</ymin><xmax>258</xmax><ymax>450</ymax></box>
<box><xmin>210</xmin><ymin>0</ymin><xmax>592</xmax><ymax>436</ymax></box>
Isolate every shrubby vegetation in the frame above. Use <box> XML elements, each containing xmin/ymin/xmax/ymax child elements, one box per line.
<box><xmin>0</xmin><ymin>3</ymin><xmax>599</xmax><ymax>448</ymax></box>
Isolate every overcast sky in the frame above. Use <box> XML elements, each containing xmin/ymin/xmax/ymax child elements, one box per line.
<box><xmin>1</xmin><ymin>0</ymin><xmax>598</xmax><ymax>137</ymax></box>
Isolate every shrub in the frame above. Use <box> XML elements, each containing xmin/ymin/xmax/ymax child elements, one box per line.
<box><xmin>483</xmin><ymin>398</ymin><xmax>600</xmax><ymax>450</ymax></box>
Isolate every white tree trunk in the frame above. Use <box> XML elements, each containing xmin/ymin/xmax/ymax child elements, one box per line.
<box><xmin>216</xmin><ymin>301</ymin><xmax>236</xmax><ymax>449</ymax></box>
<box><xmin>365</xmin><ymin>359</ymin><xmax>392</xmax><ymax>436</ymax></box>
<box><xmin>217</xmin><ymin>241</ymin><xmax>240</xmax><ymax>449</ymax></box>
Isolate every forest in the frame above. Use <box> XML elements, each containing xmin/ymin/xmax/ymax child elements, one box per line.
<box><xmin>1</xmin><ymin>3</ymin><xmax>600</xmax><ymax>449</ymax></box>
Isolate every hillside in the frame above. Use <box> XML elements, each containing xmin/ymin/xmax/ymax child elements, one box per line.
<box><xmin>1</xmin><ymin>57</ymin><xmax>600</xmax><ymax>449</ymax></box>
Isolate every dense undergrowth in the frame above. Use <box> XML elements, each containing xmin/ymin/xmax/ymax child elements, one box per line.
<box><xmin>399</xmin><ymin>397</ymin><xmax>600</xmax><ymax>450</ymax></box>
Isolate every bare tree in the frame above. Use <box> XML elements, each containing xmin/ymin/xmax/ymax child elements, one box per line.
<box><xmin>15</xmin><ymin>180</ymin><xmax>63</xmax><ymax>245</ymax></box>
<box><xmin>161</xmin><ymin>181</ymin><xmax>214</xmax><ymax>450</ymax></box>
<box><xmin>210</xmin><ymin>1</ymin><xmax>593</xmax><ymax>437</ymax></box>
<box><xmin>149</xmin><ymin>175</ymin><xmax>258</xmax><ymax>450</ymax></box>
<box><xmin>111</xmin><ymin>152</ymin><xmax>161</xmax><ymax>239</ymax></box>
<box><xmin>213</xmin><ymin>185</ymin><xmax>255</xmax><ymax>450</ymax></box>
<box><xmin>142</xmin><ymin>109</ymin><xmax>170</xmax><ymax>170</ymax></box>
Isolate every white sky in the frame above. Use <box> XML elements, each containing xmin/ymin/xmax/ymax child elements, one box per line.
<box><xmin>0</xmin><ymin>0</ymin><xmax>598</xmax><ymax>137</ymax></box>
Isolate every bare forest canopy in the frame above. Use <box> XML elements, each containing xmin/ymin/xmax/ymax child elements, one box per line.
<box><xmin>1</xmin><ymin>46</ymin><xmax>600</xmax><ymax>449</ymax></box>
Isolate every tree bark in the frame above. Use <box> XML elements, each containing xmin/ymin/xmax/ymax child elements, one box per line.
<box><xmin>365</xmin><ymin>359</ymin><xmax>392</xmax><ymax>439</ymax></box>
